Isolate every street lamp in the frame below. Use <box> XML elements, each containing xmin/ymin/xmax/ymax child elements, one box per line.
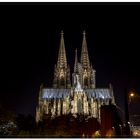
<box><xmin>128</xmin><ymin>90</ymin><xmax>140</xmax><ymax>136</ymax></box>
<box><xmin>126</xmin><ymin>89</ymin><xmax>140</xmax><ymax>136</ymax></box>
<box><xmin>124</xmin><ymin>88</ymin><xmax>131</xmax><ymax>136</ymax></box>
<box><xmin>130</xmin><ymin>93</ymin><xmax>134</xmax><ymax>97</ymax></box>
<box><xmin>129</xmin><ymin>91</ymin><xmax>135</xmax><ymax>103</ymax></box>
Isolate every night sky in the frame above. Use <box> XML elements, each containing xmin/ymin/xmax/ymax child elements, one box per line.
<box><xmin>0</xmin><ymin>3</ymin><xmax>140</xmax><ymax>117</ymax></box>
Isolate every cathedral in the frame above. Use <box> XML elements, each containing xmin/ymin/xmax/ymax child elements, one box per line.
<box><xmin>36</xmin><ymin>31</ymin><xmax>116</xmax><ymax>123</ymax></box>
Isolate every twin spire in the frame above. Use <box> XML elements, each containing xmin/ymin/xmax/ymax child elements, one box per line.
<box><xmin>54</xmin><ymin>30</ymin><xmax>95</xmax><ymax>89</ymax></box>
<box><xmin>57</xmin><ymin>30</ymin><xmax>90</xmax><ymax>70</ymax></box>
<box><xmin>80</xmin><ymin>31</ymin><xmax>90</xmax><ymax>69</ymax></box>
<box><xmin>57</xmin><ymin>31</ymin><xmax>67</xmax><ymax>68</ymax></box>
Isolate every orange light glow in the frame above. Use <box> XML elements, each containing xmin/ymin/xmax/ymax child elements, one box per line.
<box><xmin>130</xmin><ymin>93</ymin><xmax>135</xmax><ymax>97</ymax></box>
<box><xmin>106</xmin><ymin>129</ymin><xmax>114</xmax><ymax>137</ymax></box>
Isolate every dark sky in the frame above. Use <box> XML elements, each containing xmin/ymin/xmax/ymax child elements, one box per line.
<box><xmin>0</xmin><ymin>2</ymin><xmax>140</xmax><ymax>117</ymax></box>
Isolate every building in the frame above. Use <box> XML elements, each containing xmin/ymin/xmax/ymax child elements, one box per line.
<box><xmin>36</xmin><ymin>31</ymin><xmax>116</xmax><ymax>123</ymax></box>
<box><xmin>100</xmin><ymin>104</ymin><xmax>123</xmax><ymax>137</ymax></box>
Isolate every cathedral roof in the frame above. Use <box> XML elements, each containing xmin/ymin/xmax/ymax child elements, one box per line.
<box><xmin>42</xmin><ymin>89</ymin><xmax>71</xmax><ymax>99</ymax></box>
<box><xmin>42</xmin><ymin>88</ymin><xmax>112</xmax><ymax>99</ymax></box>
<box><xmin>85</xmin><ymin>89</ymin><xmax>112</xmax><ymax>99</ymax></box>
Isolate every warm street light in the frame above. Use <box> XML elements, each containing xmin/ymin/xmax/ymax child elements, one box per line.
<box><xmin>129</xmin><ymin>90</ymin><xmax>140</xmax><ymax>102</ymax></box>
<box><xmin>128</xmin><ymin>90</ymin><xmax>140</xmax><ymax>136</ymax></box>
<box><xmin>128</xmin><ymin>91</ymin><xmax>136</xmax><ymax>103</ymax></box>
<box><xmin>124</xmin><ymin>88</ymin><xmax>137</xmax><ymax>136</ymax></box>
<box><xmin>130</xmin><ymin>93</ymin><xmax>135</xmax><ymax>97</ymax></box>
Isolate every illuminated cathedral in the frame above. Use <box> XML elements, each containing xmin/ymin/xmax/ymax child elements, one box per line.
<box><xmin>36</xmin><ymin>31</ymin><xmax>115</xmax><ymax>123</ymax></box>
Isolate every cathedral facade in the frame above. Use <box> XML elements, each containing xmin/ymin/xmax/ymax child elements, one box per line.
<box><xmin>36</xmin><ymin>31</ymin><xmax>115</xmax><ymax>123</ymax></box>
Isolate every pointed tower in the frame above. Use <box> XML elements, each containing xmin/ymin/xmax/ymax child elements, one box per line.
<box><xmin>74</xmin><ymin>49</ymin><xmax>78</xmax><ymax>73</ymax></box>
<box><xmin>72</xmin><ymin>49</ymin><xmax>82</xmax><ymax>88</ymax></box>
<box><xmin>80</xmin><ymin>31</ymin><xmax>90</xmax><ymax>69</ymax></box>
<box><xmin>53</xmin><ymin>31</ymin><xmax>71</xmax><ymax>88</ymax></box>
<box><xmin>57</xmin><ymin>31</ymin><xmax>67</xmax><ymax>69</ymax></box>
<box><xmin>80</xmin><ymin>31</ymin><xmax>96</xmax><ymax>88</ymax></box>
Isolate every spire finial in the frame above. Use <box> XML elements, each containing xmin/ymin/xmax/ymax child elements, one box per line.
<box><xmin>83</xmin><ymin>30</ymin><xmax>86</xmax><ymax>36</ymax></box>
<box><xmin>75</xmin><ymin>48</ymin><xmax>78</xmax><ymax>65</ymax></box>
<box><xmin>74</xmin><ymin>48</ymin><xmax>78</xmax><ymax>73</ymax></box>
<box><xmin>61</xmin><ymin>30</ymin><xmax>64</xmax><ymax>35</ymax></box>
<box><xmin>75</xmin><ymin>48</ymin><xmax>77</xmax><ymax>54</ymax></box>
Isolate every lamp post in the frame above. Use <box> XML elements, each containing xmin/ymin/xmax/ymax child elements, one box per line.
<box><xmin>124</xmin><ymin>89</ymin><xmax>137</xmax><ymax>136</ymax></box>
<box><xmin>124</xmin><ymin>88</ymin><xmax>131</xmax><ymax>136</ymax></box>
<box><xmin>128</xmin><ymin>91</ymin><xmax>140</xmax><ymax>137</ymax></box>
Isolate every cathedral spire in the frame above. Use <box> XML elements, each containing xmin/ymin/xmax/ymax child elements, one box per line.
<box><xmin>57</xmin><ymin>30</ymin><xmax>67</xmax><ymax>68</ymax></box>
<box><xmin>74</xmin><ymin>48</ymin><xmax>78</xmax><ymax>73</ymax></box>
<box><xmin>53</xmin><ymin>31</ymin><xmax>71</xmax><ymax>88</ymax></box>
<box><xmin>80</xmin><ymin>31</ymin><xmax>90</xmax><ymax>69</ymax></box>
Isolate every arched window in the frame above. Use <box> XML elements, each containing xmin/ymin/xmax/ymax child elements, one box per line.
<box><xmin>84</xmin><ymin>77</ymin><xmax>88</xmax><ymax>87</ymax></box>
<box><xmin>60</xmin><ymin>76</ymin><xmax>65</xmax><ymax>87</ymax></box>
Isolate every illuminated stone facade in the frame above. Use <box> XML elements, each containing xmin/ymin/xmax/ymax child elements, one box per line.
<box><xmin>36</xmin><ymin>31</ymin><xmax>115</xmax><ymax>123</ymax></box>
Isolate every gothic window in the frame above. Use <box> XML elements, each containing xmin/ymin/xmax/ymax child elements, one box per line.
<box><xmin>60</xmin><ymin>76</ymin><xmax>65</xmax><ymax>87</ymax></box>
<box><xmin>84</xmin><ymin>77</ymin><xmax>88</xmax><ymax>87</ymax></box>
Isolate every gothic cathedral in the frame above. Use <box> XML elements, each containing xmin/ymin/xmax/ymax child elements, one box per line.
<box><xmin>36</xmin><ymin>31</ymin><xmax>115</xmax><ymax>123</ymax></box>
